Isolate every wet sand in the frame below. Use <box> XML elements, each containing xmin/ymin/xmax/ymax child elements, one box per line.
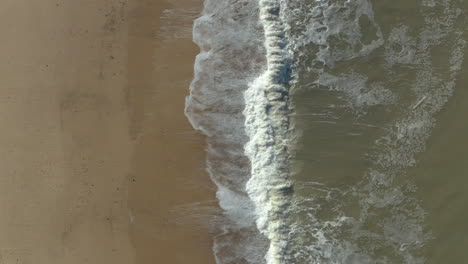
<box><xmin>0</xmin><ymin>0</ymin><xmax>215</xmax><ymax>263</ymax></box>
<box><xmin>127</xmin><ymin>0</ymin><xmax>216</xmax><ymax>263</ymax></box>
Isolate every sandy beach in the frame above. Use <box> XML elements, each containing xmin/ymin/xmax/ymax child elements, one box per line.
<box><xmin>0</xmin><ymin>0</ymin><xmax>215</xmax><ymax>263</ymax></box>
<box><xmin>127</xmin><ymin>0</ymin><xmax>216</xmax><ymax>263</ymax></box>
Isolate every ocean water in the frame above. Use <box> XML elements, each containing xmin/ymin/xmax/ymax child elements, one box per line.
<box><xmin>185</xmin><ymin>0</ymin><xmax>468</xmax><ymax>263</ymax></box>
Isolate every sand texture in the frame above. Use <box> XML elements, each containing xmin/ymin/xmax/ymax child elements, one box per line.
<box><xmin>0</xmin><ymin>0</ymin><xmax>215</xmax><ymax>263</ymax></box>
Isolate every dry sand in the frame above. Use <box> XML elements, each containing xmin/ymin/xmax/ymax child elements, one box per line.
<box><xmin>0</xmin><ymin>0</ymin><xmax>215</xmax><ymax>263</ymax></box>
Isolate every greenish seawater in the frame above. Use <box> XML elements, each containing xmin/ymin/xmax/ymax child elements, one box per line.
<box><xmin>288</xmin><ymin>0</ymin><xmax>468</xmax><ymax>263</ymax></box>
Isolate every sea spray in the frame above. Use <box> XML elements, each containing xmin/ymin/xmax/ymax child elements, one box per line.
<box><xmin>244</xmin><ymin>0</ymin><xmax>294</xmax><ymax>263</ymax></box>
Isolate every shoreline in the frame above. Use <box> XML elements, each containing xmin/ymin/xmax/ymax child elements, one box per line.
<box><xmin>127</xmin><ymin>0</ymin><xmax>217</xmax><ymax>263</ymax></box>
<box><xmin>0</xmin><ymin>0</ymin><xmax>217</xmax><ymax>263</ymax></box>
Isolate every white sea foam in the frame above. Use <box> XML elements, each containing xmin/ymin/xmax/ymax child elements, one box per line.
<box><xmin>186</xmin><ymin>0</ymin><xmax>296</xmax><ymax>262</ymax></box>
<box><xmin>244</xmin><ymin>0</ymin><xmax>294</xmax><ymax>263</ymax></box>
<box><xmin>186</xmin><ymin>0</ymin><xmax>270</xmax><ymax>263</ymax></box>
<box><xmin>186</xmin><ymin>0</ymin><xmax>466</xmax><ymax>263</ymax></box>
<box><xmin>294</xmin><ymin>0</ymin><xmax>384</xmax><ymax>69</ymax></box>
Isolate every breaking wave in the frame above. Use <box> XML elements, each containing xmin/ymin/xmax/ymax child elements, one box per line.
<box><xmin>185</xmin><ymin>0</ymin><xmax>467</xmax><ymax>263</ymax></box>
